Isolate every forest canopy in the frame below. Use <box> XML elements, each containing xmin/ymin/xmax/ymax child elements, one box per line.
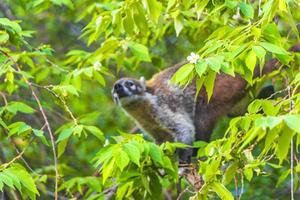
<box><xmin>0</xmin><ymin>0</ymin><xmax>300</xmax><ymax>199</ymax></box>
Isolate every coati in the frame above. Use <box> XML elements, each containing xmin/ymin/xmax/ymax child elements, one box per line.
<box><xmin>112</xmin><ymin>44</ymin><xmax>300</xmax><ymax>162</ymax></box>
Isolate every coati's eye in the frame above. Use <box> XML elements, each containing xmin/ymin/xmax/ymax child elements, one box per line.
<box><xmin>125</xmin><ymin>80</ymin><xmax>134</xmax><ymax>87</ymax></box>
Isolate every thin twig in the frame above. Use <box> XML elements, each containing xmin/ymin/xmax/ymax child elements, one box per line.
<box><xmin>0</xmin><ymin>91</ymin><xmax>8</xmax><ymax>105</ymax></box>
<box><xmin>238</xmin><ymin>172</ymin><xmax>244</xmax><ymax>200</ymax></box>
<box><xmin>0</xmin><ymin>137</ymin><xmax>34</xmax><ymax>171</ymax></box>
<box><xmin>30</xmin><ymin>82</ymin><xmax>78</xmax><ymax>125</ymax></box>
<box><xmin>0</xmin><ymin>91</ymin><xmax>37</xmax><ymax>173</ymax></box>
<box><xmin>288</xmin><ymin>85</ymin><xmax>294</xmax><ymax>200</ymax></box>
<box><xmin>176</xmin><ymin>187</ymin><xmax>191</xmax><ymax>200</ymax></box>
<box><xmin>0</xmin><ymin>49</ymin><xmax>59</xmax><ymax>200</ymax></box>
<box><xmin>234</xmin><ymin>176</ymin><xmax>239</xmax><ymax>200</ymax></box>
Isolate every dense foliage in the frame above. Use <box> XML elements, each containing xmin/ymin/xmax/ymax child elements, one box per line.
<box><xmin>0</xmin><ymin>0</ymin><xmax>299</xmax><ymax>199</ymax></box>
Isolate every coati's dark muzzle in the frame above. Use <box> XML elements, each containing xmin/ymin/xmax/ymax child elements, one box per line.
<box><xmin>112</xmin><ymin>78</ymin><xmax>146</xmax><ymax>104</ymax></box>
<box><xmin>113</xmin><ymin>82</ymin><xmax>129</xmax><ymax>99</ymax></box>
<box><xmin>112</xmin><ymin>80</ymin><xmax>136</xmax><ymax>103</ymax></box>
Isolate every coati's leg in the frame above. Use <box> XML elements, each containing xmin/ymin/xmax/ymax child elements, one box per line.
<box><xmin>173</xmin><ymin>123</ymin><xmax>195</xmax><ymax>163</ymax></box>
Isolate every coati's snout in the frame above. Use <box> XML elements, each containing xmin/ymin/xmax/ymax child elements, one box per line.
<box><xmin>112</xmin><ymin>77</ymin><xmax>146</xmax><ymax>104</ymax></box>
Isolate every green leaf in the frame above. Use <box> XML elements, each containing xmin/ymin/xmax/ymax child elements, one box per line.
<box><xmin>262</xmin><ymin>128</ymin><xmax>280</xmax><ymax>156</ymax></box>
<box><xmin>146</xmin><ymin>0</ymin><xmax>162</xmax><ymax>23</ymax></box>
<box><xmin>259</xmin><ymin>42</ymin><xmax>289</xmax><ymax>55</ymax></box>
<box><xmin>53</xmin><ymin>85</ymin><xmax>79</xmax><ymax>96</ymax></box>
<box><xmin>94</xmin><ymin>71</ymin><xmax>106</xmax><ymax>86</ymax></box>
<box><xmin>123</xmin><ymin>9</ymin><xmax>134</xmax><ymax>35</ymax></box>
<box><xmin>0</xmin><ymin>31</ymin><xmax>9</xmax><ymax>43</ymax></box>
<box><xmin>255</xmin><ymin>116</ymin><xmax>282</xmax><ymax>130</ymax></box>
<box><xmin>276</xmin><ymin>128</ymin><xmax>293</xmax><ymax>164</ymax></box>
<box><xmin>128</xmin><ymin>42</ymin><xmax>151</xmax><ymax>62</ymax></box>
<box><xmin>8</xmin><ymin>122</ymin><xmax>31</xmax><ymax>136</ymax></box>
<box><xmin>56</xmin><ymin>128</ymin><xmax>73</xmax><ymax>143</ymax></box>
<box><xmin>58</xmin><ymin>138</ymin><xmax>69</xmax><ymax>158</ymax></box>
<box><xmin>102</xmin><ymin>158</ymin><xmax>115</xmax><ymax>184</ymax></box>
<box><xmin>6</xmin><ymin>102</ymin><xmax>35</xmax><ymax>114</ymax></box>
<box><xmin>276</xmin><ymin>169</ymin><xmax>290</xmax><ymax>187</ymax></box>
<box><xmin>223</xmin><ymin>162</ymin><xmax>238</xmax><ymax>185</ymax></box>
<box><xmin>248</xmin><ymin>100</ymin><xmax>262</xmax><ymax>114</ymax></box>
<box><xmin>204</xmin><ymin>70</ymin><xmax>216</xmax><ymax>102</ymax></box>
<box><xmin>172</xmin><ymin>63</ymin><xmax>194</xmax><ymax>83</ymax></box>
<box><xmin>115</xmin><ymin>149</ymin><xmax>130</xmax><ymax>171</ymax></box>
<box><xmin>133</xmin><ymin>3</ymin><xmax>148</xmax><ymax>32</ymax></box>
<box><xmin>72</xmin><ymin>125</ymin><xmax>83</xmax><ymax>136</ymax></box>
<box><xmin>0</xmin><ymin>18</ymin><xmax>22</xmax><ymax>33</ymax></box>
<box><xmin>243</xmin><ymin>167</ymin><xmax>253</xmax><ymax>181</ymax></box>
<box><xmin>174</xmin><ymin>15</ymin><xmax>184</xmax><ymax>36</ymax></box>
<box><xmin>211</xmin><ymin>182</ymin><xmax>234</xmax><ymax>200</ymax></box>
<box><xmin>221</xmin><ymin>62</ymin><xmax>235</xmax><ymax>76</ymax></box>
<box><xmin>33</xmin><ymin>129</ymin><xmax>49</xmax><ymax>146</ymax></box>
<box><xmin>149</xmin><ymin>143</ymin><xmax>163</xmax><ymax>165</ymax></box>
<box><xmin>123</xmin><ymin>142</ymin><xmax>141</xmax><ymax>166</ymax></box>
<box><xmin>284</xmin><ymin>115</ymin><xmax>300</xmax><ymax>133</ymax></box>
<box><xmin>0</xmin><ymin>173</ymin><xmax>14</xmax><ymax>188</ymax></box>
<box><xmin>84</xmin><ymin>125</ymin><xmax>104</xmax><ymax>141</ymax></box>
<box><xmin>245</xmin><ymin>50</ymin><xmax>256</xmax><ymax>73</ymax></box>
<box><xmin>253</xmin><ymin>45</ymin><xmax>266</xmax><ymax>60</ymax></box>
<box><xmin>239</xmin><ymin>3</ymin><xmax>254</xmax><ymax>19</ymax></box>
<box><xmin>9</xmin><ymin>164</ymin><xmax>39</xmax><ymax>194</ymax></box>
<box><xmin>206</xmin><ymin>56</ymin><xmax>223</xmax><ymax>72</ymax></box>
<box><xmin>261</xmin><ymin>100</ymin><xmax>279</xmax><ymax>116</ymax></box>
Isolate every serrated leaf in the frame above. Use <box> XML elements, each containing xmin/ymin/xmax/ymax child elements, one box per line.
<box><xmin>0</xmin><ymin>173</ymin><xmax>14</xmax><ymax>188</ymax></box>
<box><xmin>114</xmin><ymin>149</ymin><xmax>130</xmax><ymax>171</ymax></box>
<box><xmin>9</xmin><ymin>164</ymin><xmax>39</xmax><ymax>194</ymax></box>
<box><xmin>123</xmin><ymin>142</ymin><xmax>140</xmax><ymax>166</ymax></box>
<box><xmin>102</xmin><ymin>158</ymin><xmax>115</xmax><ymax>184</ymax></box>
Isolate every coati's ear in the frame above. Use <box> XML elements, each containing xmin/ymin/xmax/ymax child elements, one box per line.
<box><xmin>139</xmin><ymin>76</ymin><xmax>146</xmax><ymax>90</ymax></box>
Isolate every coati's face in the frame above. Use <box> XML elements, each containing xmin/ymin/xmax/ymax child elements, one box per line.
<box><xmin>112</xmin><ymin>77</ymin><xmax>146</xmax><ymax>106</ymax></box>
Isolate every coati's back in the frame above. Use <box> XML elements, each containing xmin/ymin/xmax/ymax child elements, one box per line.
<box><xmin>147</xmin><ymin>62</ymin><xmax>248</xmax><ymax>141</ymax></box>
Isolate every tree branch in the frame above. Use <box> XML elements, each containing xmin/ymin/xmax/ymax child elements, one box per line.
<box><xmin>0</xmin><ymin>49</ymin><xmax>59</xmax><ymax>200</ymax></box>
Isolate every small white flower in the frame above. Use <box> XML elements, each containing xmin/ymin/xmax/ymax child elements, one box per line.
<box><xmin>93</xmin><ymin>61</ymin><xmax>102</xmax><ymax>71</ymax></box>
<box><xmin>187</xmin><ymin>52</ymin><xmax>200</xmax><ymax>64</ymax></box>
<box><xmin>95</xmin><ymin>16</ymin><xmax>102</xmax><ymax>27</ymax></box>
<box><xmin>232</xmin><ymin>7</ymin><xmax>241</xmax><ymax>20</ymax></box>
